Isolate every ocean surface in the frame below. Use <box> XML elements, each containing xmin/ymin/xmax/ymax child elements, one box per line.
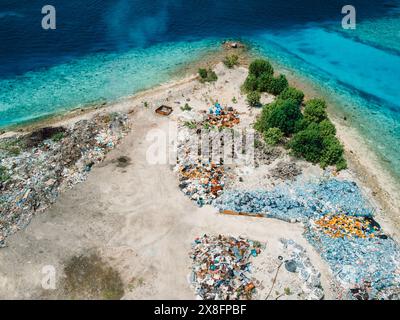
<box><xmin>0</xmin><ymin>0</ymin><xmax>399</xmax><ymax>179</ymax></box>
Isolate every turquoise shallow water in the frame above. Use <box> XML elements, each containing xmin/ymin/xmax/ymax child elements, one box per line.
<box><xmin>246</xmin><ymin>23</ymin><xmax>400</xmax><ymax>181</ymax></box>
<box><xmin>0</xmin><ymin>5</ymin><xmax>399</xmax><ymax>182</ymax></box>
<box><xmin>0</xmin><ymin>39</ymin><xmax>219</xmax><ymax>127</ymax></box>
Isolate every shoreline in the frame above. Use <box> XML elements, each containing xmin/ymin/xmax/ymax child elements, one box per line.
<box><xmin>1</xmin><ymin>45</ymin><xmax>399</xmax><ymax>239</ymax></box>
<box><xmin>0</xmin><ymin>51</ymin><xmax>399</xmax><ymax>299</ymax></box>
<box><xmin>278</xmin><ymin>68</ymin><xmax>400</xmax><ymax>239</ymax></box>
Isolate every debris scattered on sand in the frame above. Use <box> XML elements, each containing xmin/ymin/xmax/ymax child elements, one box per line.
<box><xmin>203</xmin><ymin>108</ymin><xmax>240</xmax><ymax>129</ymax></box>
<box><xmin>176</xmin><ymin>162</ymin><xmax>225</xmax><ymax>206</ymax></box>
<box><xmin>306</xmin><ymin>225</ymin><xmax>400</xmax><ymax>300</ymax></box>
<box><xmin>254</xmin><ymin>134</ymin><xmax>281</xmax><ymax>166</ymax></box>
<box><xmin>214</xmin><ymin>179</ymin><xmax>375</xmax><ymax>222</ymax></box>
<box><xmin>0</xmin><ymin>112</ymin><xmax>130</xmax><ymax>247</ymax></box>
<box><xmin>189</xmin><ymin>234</ymin><xmax>263</xmax><ymax>300</ymax></box>
<box><xmin>313</xmin><ymin>214</ymin><xmax>382</xmax><ymax>239</ymax></box>
<box><xmin>270</xmin><ymin>161</ymin><xmax>301</xmax><ymax>181</ymax></box>
<box><xmin>279</xmin><ymin>239</ymin><xmax>324</xmax><ymax>300</ymax></box>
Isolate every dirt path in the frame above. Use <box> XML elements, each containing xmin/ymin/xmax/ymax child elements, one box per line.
<box><xmin>0</xmin><ymin>107</ymin><xmax>334</xmax><ymax>299</ymax></box>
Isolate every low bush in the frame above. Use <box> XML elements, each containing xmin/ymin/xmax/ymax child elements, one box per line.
<box><xmin>264</xmin><ymin>127</ymin><xmax>283</xmax><ymax>145</ymax></box>
<box><xmin>268</xmin><ymin>74</ymin><xmax>289</xmax><ymax>95</ymax></box>
<box><xmin>289</xmin><ymin>123</ymin><xmax>324</xmax><ymax>163</ymax></box>
<box><xmin>180</xmin><ymin>103</ymin><xmax>192</xmax><ymax>111</ymax></box>
<box><xmin>279</xmin><ymin>87</ymin><xmax>305</xmax><ymax>106</ymax></box>
<box><xmin>242</xmin><ymin>74</ymin><xmax>258</xmax><ymax>92</ymax></box>
<box><xmin>249</xmin><ymin>59</ymin><xmax>274</xmax><ymax>78</ymax></box>
<box><xmin>51</xmin><ymin>132</ymin><xmax>64</xmax><ymax>142</ymax></box>
<box><xmin>289</xmin><ymin>122</ymin><xmax>346</xmax><ymax>170</ymax></box>
<box><xmin>319</xmin><ymin>119</ymin><xmax>336</xmax><ymax>136</ymax></box>
<box><xmin>304</xmin><ymin>98</ymin><xmax>327</xmax><ymax>123</ymax></box>
<box><xmin>223</xmin><ymin>54</ymin><xmax>239</xmax><ymax>68</ymax></box>
<box><xmin>247</xmin><ymin>91</ymin><xmax>261</xmax><ymax>107</ymax></box>
<box><xmin>256</xmin><ymin>98</ymin><xmax>302</xmax><ymax>135</ymax></box>
<box><xmin>198</xmin><ymin>68</ymin><xmax>218</xmax><ymax>82</ymax></box>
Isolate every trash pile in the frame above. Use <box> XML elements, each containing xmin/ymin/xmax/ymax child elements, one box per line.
<box><xmin>214</xmin><ymin>179</ymin><xmax>375</xmax><ymax>222</ymax></box>
<box><xmin>270</xmin><ymin>161</ymin><xmax>302</xmax><ymax>181</ymax></box>
<box><xmin>189</xmin><ymin>234</ymin><xmax>263</xmax><ymax>300</ymax></box>
<box><xmin>176</xmin><ymin>162</ymin><xmax>225</xmax><ymax>206</ymax></box>
<box><xmin>215</xmin><ymin>189</ymin><xmax>306</xmax><ymax>222</ymax></box>
<box><xmin>0</xmin><ymin>112</ymin><xmax>130</xmax><ymax>247</ymax></box>
<box><xmin>295</xmin><ymin>179</ymin><xmax>374</xmax><ymax>217</ymax></box>
<box><xmin>254</xmin><ymin>138</ymin><xmax>282</xmax><ymax>166</ymax></box>
<box><xmin>174</xmin><ymin>104</ymin><xmax>241</xmax><ymax>206</ymax></box>
<box><xmin>203</xmin><ymin>108</ymin><xmax>240</xmax><ymax>129</ymax></box>
<box><xmin>314</xmin><ymin>214</ymin><xmax>382</xmax><ymax>239</ymax></box>
<box><xmin>305</xmin><ymin>225</ymin><xmax>400</xmax><ymax>300</ymax></box>
<box><xmin>279</xmin><ymin>239</ymin><xmax>324</xmax><ymax>300</ymax></box>
<box><xmin>214</xmin><ymin>178</ymin><xmax>400</xmax><ymax>299</ymax></box>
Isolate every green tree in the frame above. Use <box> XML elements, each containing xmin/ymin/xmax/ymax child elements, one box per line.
<box><xmin>264</xmin><ymin>98</ymin><xmax>303</xmax><ymax>135</ymax></box>
<box><xmin>289</xmin><ymin>123</ymin><xmax>324</xmax><ymax>163</ymax></box>
<box><xmin>269</xmin><ymin>74</ymin><xmax>289</xmax><ymax>95</ymax></box>
<box><xmin>279</xmin><ymin>87</ymin><xmax>305</xmax><ymax>106</ymax></box>
<box><xmin>249</xmin><ymin>59</ymin><xmax>274</xmax><ymax>78</ymax></box>
<box><xmin>304</xmin><ymin>98</ymin><xmax>327</xmax><ymax>123</ymax></box>
<box><xmin>264</xmin><ymin>127</ymin><xmax>283</xmax><ymax>145</ymax></box>
<box><xmin>319</xmin><ymin>119</ymin><xmax>336</xmax><ymax>136</ymax></box>
<box><xmin>257</xmin><ymin>73</ymin><xmax>273</xmax><ymax>92</ymax></box>
<box><xmin>247</xmin><ymin>91</ymin><xmax>261</xmax><ymax>107</ymax></box>
<box><xmin>243</xmin><ymin>74</ymin><xmax>259</xmax><ymax>92</ymax></box>
<box><xmin>320</xmin><ymin>135</ymin><xmax>346</xmax><ymax>169</ymax></box>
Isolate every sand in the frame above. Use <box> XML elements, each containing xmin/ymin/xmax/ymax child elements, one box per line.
<box><xmin>0</xmin><ymin>54</ymin><xmax>398</xmax><ymax>299</ymax></box>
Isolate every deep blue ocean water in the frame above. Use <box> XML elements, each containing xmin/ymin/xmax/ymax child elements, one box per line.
<box><xmin>0</xmin><ymin>0</ymin><xmax>399</xmax><ymax>179</ymax></box>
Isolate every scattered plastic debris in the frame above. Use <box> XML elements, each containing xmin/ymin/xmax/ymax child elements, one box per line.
<box><xmin>0</xmin><ymin>112</ymin><xmax>130</xmax><ymax>247</ymax></box>
<box><xmin>214</xmin><ymin>179</ymin><xmax>375</xmax><ymax>222</ymax></box>
<box><xmin>176</xmin><ymin>162</ymin><xmax>225</xmax><ymax>206</ymax></box>
<box><xmin>305</xmin><ymin>225</ymin><xmax>400</xmax><ymax>300</ymax></box>
<box><xmin>203</xmin><ymin>107</ymin><xmax>240</xmax><ymax>129</ymax></box>
<box><xmin>279</xmin><ymin>239</ymin><xmax>324</xmax><ymax>300</ymax></box>
<box><xmin>189</xmin><ymin>234</ymin><xmax>263</xmax><ymax>300</ymax></box>
<box><xmin>313</xmin><ymin>215</ymin><xmax>382</xmax><ymax>239</ymax></box>
<box><xmin>214</xmin><ymin>178</ymin><xmax>400</xmax><ymax>300</ymax></box>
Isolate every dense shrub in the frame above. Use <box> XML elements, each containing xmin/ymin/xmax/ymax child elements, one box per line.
<box><xmin>320</xmin><ymin>135</ymin><xmax>346</xmax><ymax>169</ymax></box>
<box><xmin>268</xmin><ymin>74</ymin><xmax>289</xmax><ymax>95</ymax></box>
<box><xmin>198</xmin><ymin>68</ymin><xmax>218</xmax><ymax>82</ymax></box>
<box><xmin>256</xmin><ymin>73</ymin><xmax>288</xmax><ymax>95</ymax></box>
<box><xmin>304</xmin><ymin>98</ymin><xmax>327</xmax><ymax>123</ymax></box>
<box><xmin>279</xmin><ymin>87</ymin><xmax>305</xmax><ymax>106</ymax></box>
<box><xmin>247</xmin><ymin>91</ymin><xmax>261</xmax><ymax>107</ymax></box>
<box><xmin>289</xmin><ymin>122</ymin><xmax>346</xmax><ymax>170</ymax></box>
<box><xmin>289</xmin><ymin>123</ymin><xmax>324</xmax><ymax>163</ymax></box>
<box><xmin>223</xmin><ymin>54</ymin><xmax>239</xmax><ymax>68</ymax></box>
<box><xmin>319</xmin><ymin>119</ymin><xmax>336</xmax><ymax>136</ymax></box>
<box><xmin>264</xmin><ymin>127</ymin><xmax>283</xmax><ymax>145</ymax></box>
<box><xmin>257</xmin><ymin>73</ymin><xmax>274</xmax><ymax>92</ymax></box>
<box><xmin>242</xmin><ymin>74</ymin><xmax>259</xmax><ymax>92</ymax></box>
<box><xmin>262</xmin><ymin>98</ymin><xmax>303</xmax><ymax>135</ymax></box>
<box><xmin>249</xmin><ymin>59</ymin><xmax>274</xmax><ymax>78</ymax></box>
